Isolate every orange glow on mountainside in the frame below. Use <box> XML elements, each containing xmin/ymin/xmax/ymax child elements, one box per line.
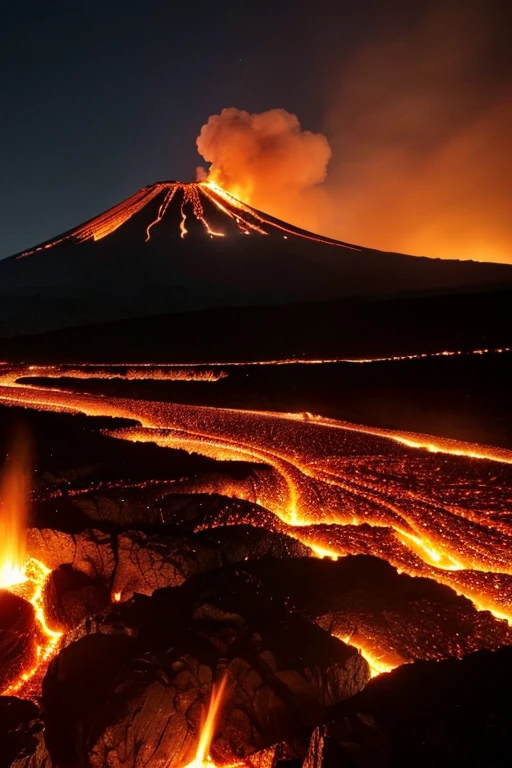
<box><xmin>202</xmin><ymin>181</ymin><xmax>360</xmax><ymax>249</ymax></box>
<box><xmin>15</xmin><ymin>181</ymin><xmax>360</xmax><ymax>260</ymax></box>
<box><xmin>196</xmin><ymin>104</ymin><xmax>512</xmax><ymax>264</ymax></box>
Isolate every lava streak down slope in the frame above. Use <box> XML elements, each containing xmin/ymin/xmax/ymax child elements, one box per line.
<box><xmin>1</xmin><ymin>181</ymin><xmax>511</xmax><ymax>335</ymax></box>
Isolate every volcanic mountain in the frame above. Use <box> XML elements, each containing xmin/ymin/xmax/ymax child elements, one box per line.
<box><xmin>0</xmin><ymin>180</ymin><xmax>511</xmax><ymax>336</ymax></box>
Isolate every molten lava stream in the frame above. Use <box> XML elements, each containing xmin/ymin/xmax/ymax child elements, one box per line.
<box><xmin>0</xmin><ymin>432</ymin><xmax>62</xmax><ymax>698</ymax></box>
<box><xmin>1</xmin><ymin>364</ymin><xmax>512</xmax><ymax>657</ymax></box>
<box><xmin>2</xmin><ymin>559</ymin><xmax>62</xmax><ymax>697</ymax></box>
<box><xmin>336</xmin><ymin>634</ymin><xmax>401</xmax><ymax>678</ymax></box>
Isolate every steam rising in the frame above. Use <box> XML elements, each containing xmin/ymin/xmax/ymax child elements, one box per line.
<box><xmin>197</xmin><ymin>2</ymin><xmax>511</xmax><ymax>263</ymax></box>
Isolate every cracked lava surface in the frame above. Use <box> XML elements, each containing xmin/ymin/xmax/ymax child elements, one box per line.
<box><xmin>0</xmin><ymin>361</ymin><xmax>511</xmax><ymax>687</ymax></box>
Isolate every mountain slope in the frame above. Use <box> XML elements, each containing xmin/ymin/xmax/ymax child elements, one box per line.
<box><xmin>1</xmin><ymin>286</ymin><xmax>510</xmax><ymax>363</ymax></box>
<box><xmin>1</xmin><ymin>181</ymin><xmax>511</xmax><ymax>336</ymax></box>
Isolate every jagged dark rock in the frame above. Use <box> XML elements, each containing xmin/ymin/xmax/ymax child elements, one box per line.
<box><xmin>111</xmin><ymin>529</ymin><xmax>223</xmax><ymax>599</ymax></box>
<box><xmin>26</xmin><ymin>527</ymin><xmax>115</xmax><ymax>585</ymax></box>
<box><xmin>302</xmin><ymin>718</ymin><xmax>390</xmax><ymax>767</ymax></box>
<box><xmin>66</xmin><ymin>487</ymin><xmax>276</xmax><ymax>530</ymax></box>
<box><xmin>11</xmin><ymin>731</ymin><xmax>52</xmax><ymax>768</ymax></box>
<box><xmin>325</xmin><ymin>646</ymin><xmax>512</xmax><ymax>767</ymax></box>
<box><xmin>24</xmin><ymin>570</ymin><xmax>369</xmax><ymax>767</ymax></box>
<box><xmin>0</xmin><ymin>697</ymin><xmax>41</xmax><ymax>768</ymax></box>
<box><xmin>42</xmin><ymin>565</ymin><xmax>110</xmax><ymax>632</ymax></box>
<box><xmin>243</xmin><ymin>742</ymin><xmax>300</xmax><ymax>767</ymax></box>
<box><xmin>196</xmin><ymin>525</ymin><xmax>311</xmax><ymax>564</ymax></box>
<box><xmin>111</xmin><ymin>527</ymin><xmax>311</xmax><ymax>600</ymax></box>
<box><xmin>160</xmin><ymin>492</ymin><xmax>284</xmax><ymax>533</ymax></box>
<box><xmin>63</xmin><ymin>484</ymin><xmax>174</xmax><ymax>527</ymax></box>
<box><xmin>241</xmin><ymin>555</ymin><xmax>512</xmax><ymax>663</ymax></box>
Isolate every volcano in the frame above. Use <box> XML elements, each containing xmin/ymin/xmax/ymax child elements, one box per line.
<box><xmin>1</xmin><ymin>180</ymin><xmax>511</xmax><ymax>336</ymax></box>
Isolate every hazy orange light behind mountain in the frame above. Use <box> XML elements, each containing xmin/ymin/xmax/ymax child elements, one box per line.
<box><xmin>196</xmin><ymin>6</ymin><xmax>511</xmax><ymax>264</ymax></box>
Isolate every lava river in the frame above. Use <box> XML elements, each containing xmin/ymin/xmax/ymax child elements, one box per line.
<box><xmin>1</xmin><ymin>362</ymin><xmax>512</xmax><ymax>677</ymax></box>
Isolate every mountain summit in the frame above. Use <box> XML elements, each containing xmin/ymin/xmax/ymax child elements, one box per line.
<box><xmin>1</xmin><ymin>181</ymin><xmax>511</xmax><ymax>336</ymax></box>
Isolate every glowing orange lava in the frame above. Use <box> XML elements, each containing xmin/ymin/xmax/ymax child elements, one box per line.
<box><xmin>21</xmin><ymin>364</ymin><xmax>228</xmax><ymax>383</ymax></box>
<box><xmin>16</xmin><ymin>181</ymin><xmax>360</xmax><ymax>259</ymax></box>
<box><xmin>0</xmin><ymin>433</ymin><xmax>29</xmax><ymax>589</ymax></box>
<box><xmin>202</xmin><ymin>181</ymin><xmax>360</xmax><ymax>249</ymax></box>
<box><xmin>0</xmin><ymin>436</ymin><xmax>62</xmax><ymax>696</ymax></box>
<box><xmin>18</xmin><ymin>186</ymin><xmax>165</xmax><ymax>258</ymax></box>
<box><xmin>338</xmin><ymin>634</ymin><xmax>398</xmax><ymax>678</ymax></box>
<box><xmin>0</xmin><ymin>362</ymin><xmax>512</xmax><ymax>681</ymax></box>
<box><xmin>182</xmin><ymin>675</ymin><xmax>244</xmax><ymax>768</ymax></box>
<box><xmin>3</xmin><ymin>558</ymin><xmax>63</xmax><ymax>696</ymax></box>
<box><xmin>37</xmin><ymin>346</ymin><xmax>508</xmax><ymax>370</ymax></box>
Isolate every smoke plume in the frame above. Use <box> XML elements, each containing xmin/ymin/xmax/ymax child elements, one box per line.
<box><xmin>196</xmin><ymin>108</ymin><xmax>332</xmax><ymax>231</ymax></box>
<box><xmin>196</xmin><ymin>1</ymin><xmax>512</xmax><ymax>263</ymax></box>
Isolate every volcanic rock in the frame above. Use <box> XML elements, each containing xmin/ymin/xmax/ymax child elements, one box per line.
<box><xmin>111</xmin><ymin>527</ymin><xmax>311</xmax><ymax>601</ymax></box>
<box><xmin>11</xmin><ymin>732</ymin><xmax>52</xmax><ymax>768</ymax></box>
<box><xmin>26</xmin><ymin>527</ymin><xmax>115</xmax><ymax>584</ymax></box>
<box><xmin>243</xmin><ymin>742</ymin><xmax>299</xmax><ymax>767</ymax></box>
<box><xmin>325</xmin><ymin>646</ymin><xmax>512</xmax><ymax>767</ymax></box>
<box><xmin>160</xmin><ymin>492</ymin><xmax>283</xmax><ymax>532</ymax></box>
<box><xmin>29</xmin><ymin>570</ymin><xmax>369</xmax><ymax>767</ymax></box>
<box><xmin>64</xmin><ymin>484</ymin><xmax>174</xmax><ymax>527</ymax></box>
<box><xmin>196</xmin><ymin>525</ymin><xmax>311</xmax><ymax>564</ymax></box>
<box><xmin>111</xmin><ymin>529</ymin><xmax>222</xmax><ymax>599</ymax></box>
<box><xmin>0</xmin><ymin>697</ymin><xmax>41</xmax><ymax>768</ymax></box>
<box><xmin>66</xmin><ymin>487</ymin><xmax>275</xmax><ymax>530</ymax></box>
<box><xmin>40</xmin><ymin>633</ymin><xmax>142</xmax><ymax>767</ymax></box>
<box><xmin>42</xmin><ymin>564</ymin><xmax>110</xmax><ymax>632</ymax></box>
<box><xmin>303</xmin><ymin>717</ymin><xmax>389</xmax><ymax>768</ymax></box>
<box><xmin>241</xmin><ymin>555</ymin><xmax>512</xmax><ymax>664</ymax></box>
<box><xmin>0</xmin><ymin>592</ymin><xmax>38</xmax><ymax>693</ymax></box>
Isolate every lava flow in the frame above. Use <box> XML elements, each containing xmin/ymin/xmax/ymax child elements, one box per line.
<box><xmin>0</xmin><ymin>432</ymin><xmax>62</xmax><ymax>697</ymax></box>
<box><xmin>16</xmin><ymin>181</ymin><xmax>359</xmax><ymax>260</ymax></box>
<box><xmin>1</xmin><ymin>363</ymin><xmax>512</xmax><ymax>681</ymax></box>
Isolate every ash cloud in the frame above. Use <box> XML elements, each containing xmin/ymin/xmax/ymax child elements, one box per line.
<box><xmin>197</xmin><ymin>1</ymin><xmax>512</xmax><ymax>263</ymax></box>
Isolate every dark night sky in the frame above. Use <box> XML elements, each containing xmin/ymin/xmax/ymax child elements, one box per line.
<box><xmin>1</xmin><ymin>0</ymin><xmax>510</xmax><ymax>260</ymax></box>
